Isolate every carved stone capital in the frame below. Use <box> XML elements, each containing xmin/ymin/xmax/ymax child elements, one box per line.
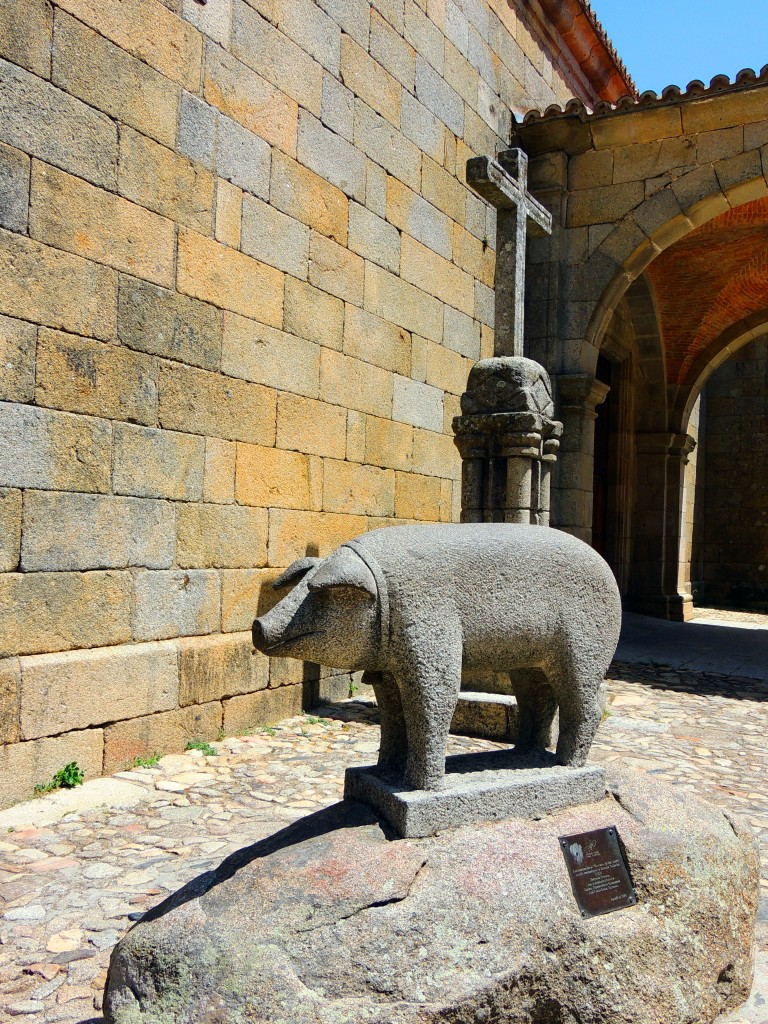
<box><xmin>557</xmin><ymin>375</ymin><xmax>610</xmax><ymax>414</ymax></box>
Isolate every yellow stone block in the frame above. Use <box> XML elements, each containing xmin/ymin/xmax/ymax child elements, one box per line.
<box><xmin>158</xmin><ymin>362</ymin><xmax>277</xmax><ymax>445</ymax></box>
<box><xmin>222</xmin><ymin>313</ymin><xmax>320</xmax><ymax>398</ymax></box>
<box><xmin>235</xmin><ymin>443</ymin><xmax>312</xmax><ymax>510</ymax></box>
<box><xmin>424</xmin><ymin>338</ymin><xmax>469</xmax><ymax>395</ymax></box>
<box><xmin>204</xmin><ymin>438</ymin><xmax>236</xmax><ymax>503</ymax></box>
<box><xmin>0</xmin><ymin>656</ymin><xmax>20</xmax><ymax>744</ymax></box>
<box><xmin>394</xmin><ymin>470</ymin><xmax>445</xmax><ymax>521</ymax></box>
<box><xmin>323</xmin><ymin>459</ymin><xmax>395</xmax><ymax>516</ymax></box>
<box><xmin>103</xmin><ymin>702</ymin><xmax>222</xmax><ymax>775</ymax></box>
<box><xmin>203</xmin><ymin>42</ymin><xmax>298</xmax><ymax>156</ymax></box>
<box><xmin>215</xmin><ymin>180</ymin><xmax>242</xmax><ymax>248</ymax></box>
<box><xmin>0</xmin><ymin>729</ymin><xmax>104</xmax><ymax>810</ymax></box>
<box><xmin>400</xmin><ymin>235</ymin><xmax>475</xmax><ymax>315</ymax></box>
<box><xmin>365</xmin><ymin>415</ymin><xmax>413</xmax><ymax>471</ymax></box>
<box><xmin>590</xmin><ymin>105</ymin><xmax>682</xmax><ymax>149</ymax></box>
<box><xmin>30</xmin><ymin>162</ymin><xmax>175</xmax><ymax>287</ymax></box>
<box><xmin>19</xmin><ymin>641</ymin><xmax>179</xmax><ymax>739</ymax></box>
<box><xmin>177</xmin><ymin>228</ymin><xmax>284</xmax><ymax>326</ymax></box>
<box><xmin>283</xmin><ymin>276</ymin><xmax>344</xmax><ymax>350</ymax></box>
<box><xmin>452</xmin><ymin>223</ymin><xmax>495</xmax><ymax>286</ymax></box>
<box><xmin>319</xmin><ymin>348</ymin><xmax>393</xmax><ymax>418</ymax></box>
<box><xmin>118</xmin><ymin>127</ymin><xmax>215</xmax><ymax>234</ymax></box>
<box><xmin>308</xmin><ymin>233</ymin><xmax>364</xmax><ymax>304</ymax></box>
<box><xmin>267</xmin><ymin>509</ymin><xmax>368</xmax><ymax>565</ymax></box>
<box><xmin>421</xmin><ymin>155</ymin><xmax>466</xmax><ymax>223</ymax></box>
<box><xmin>0</xmin><ymin>227</ymin><xmax>116</xmax><ymax>341</ymax></box>
<box><xmin>343</xmin><ymin>303</ymin><xmax>411</xmax><ymax>376</ymax></box>
<box><xmin>271</xmin><ymin>150</ymin><xmax>348</xmax><ymax>244</ymax></box>
<box><xmin>0</xmin><ymin>570</ymin><xmax>132</xmax><ymax>658</ymax></box>
<box><xmin>276</xmin><ymin>393</ymin><xmax>347</xmax><ymax>459</ymax></box>
<box><xmin>412</xmin><ymin>427</ymin><xmax>461</xmax><ymax>479</ymax></box>
<box><xmin>222</xmin><ymin>684</ymin><xmax>303</xmax><ymax>736</ymax></box>
<box><xmin>54</xmin><ymin>0</ymin><xmax>202</xmax><ymax>89</ymax></box>
<box><xmin>178</xmin><ymin>632</ymin><xmax>268</xmax><ymax>706</ymax></box>
<box><xmin>35</xmin><ymin>329</ymin><xmax>157</xmax><ymax>425</ymax></box>
<box><xmin>364</xmin><ymin>262</ymin><xmax>443</xmax><ymax>343</ymax></box>
<box><xmin>177</xmin><ymin>503</ymin><xmax>268</xmax><ymax>568</ymax></box>
<box><xmin>221</xmin><ymin>567</ymin><xmax>282</xmax><ymax>632</ymax></box>
<box><xmin>346</xmin><ymin>410</ymin><xmax>366</xmax><ymax>463</ymax></box>
<box><xmin>53</xmin><ymin>11</ymin><xmax>179</xmax><ymax>149</ymax></box>
<box><xmin>0</xmin><ymin>0</ymin><xmax>52</xmax><ymax>78</ymax></box>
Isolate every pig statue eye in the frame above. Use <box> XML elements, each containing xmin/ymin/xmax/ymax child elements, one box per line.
<box><xmin>272</xmin><ymin>557</ymin><xmax>322</xmax><ymax>590</ymax></box>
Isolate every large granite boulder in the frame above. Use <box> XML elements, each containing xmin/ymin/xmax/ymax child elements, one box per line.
<box><xmin>104</xmin><ymin>766</ymin><xmax>759</xmax><ymax>1024</ymax></box>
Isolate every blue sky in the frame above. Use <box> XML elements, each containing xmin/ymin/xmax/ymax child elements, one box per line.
<box><xmin>591</xmin><ymin>0</ymin><xmax>768</xmax><ymax>94</ymax></box>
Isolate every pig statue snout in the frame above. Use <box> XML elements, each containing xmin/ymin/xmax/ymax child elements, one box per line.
<box><xmin>251</xmin><ymin>546</ymin><xmax>381</xmax><ymax>671</ymax></box>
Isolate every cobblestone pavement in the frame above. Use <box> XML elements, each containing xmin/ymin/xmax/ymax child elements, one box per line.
<box><xmin>0</xmin><ymin>609</ymin><xmax>766</xmax><ymax>1023</ymax></box>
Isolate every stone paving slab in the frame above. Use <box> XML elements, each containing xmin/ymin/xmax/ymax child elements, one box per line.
<box><xmin>0</xmin><ymin>609</ymin><xmax>766</xmax><ymax>1023</ymax></box>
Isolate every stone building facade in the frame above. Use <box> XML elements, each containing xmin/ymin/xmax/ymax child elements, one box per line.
<box><xmin>0</xmin><ymin>0</ymin><xmax>633</xmax><ymax>805</ymax></box>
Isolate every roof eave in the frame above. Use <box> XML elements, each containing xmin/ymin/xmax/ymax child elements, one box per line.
<box><xmin>536</xmin><ymin>0</ymin><xmax>637</xmax><ymax>103</ymax></box>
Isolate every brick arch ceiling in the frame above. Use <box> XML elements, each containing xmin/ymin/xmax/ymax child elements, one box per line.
<box><xmin>646</xmin><ymin>197</ymin><xmax>768</xmax><ymax>385</ymax></box>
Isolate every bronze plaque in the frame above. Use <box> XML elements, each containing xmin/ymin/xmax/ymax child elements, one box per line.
<box><xmin>559</xmin><ymin>826</ymin><xmax>637</xmax><ymax>918</ymax></box>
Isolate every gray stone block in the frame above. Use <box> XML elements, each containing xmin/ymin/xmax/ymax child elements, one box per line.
<box><xmin>317</xmin><ymin>0</ymin><xmax>370</xmax><ymax>48</ymax></box>
<box><xmin>320</xmin><ymin>72</ymin><xmax>354</xmax><ymax>141</ymax></box>
<box><xmin>345</xmin><ymin>754</ymin><xmax>607</xmax><ymax>837</ymax></box>
<box><xmin>241</xmin><ymin>195</ymin><xmax>309</xmax><ymax>278</ymax></box>
<box><xmin>444</xmin><ymin>304</ymin><xmax>481</xmax><ymax>358</ymax></box>
<box><xmin>392</xmin><ymin>374</ymin><xmax>444</xmax><ymax>430</ymax></box>
<box><xmin>216</xmin><ymin>113</ymin><xmax>270</xmax><ymax>199</ymax></box>
<box><xmin>133</xmin><ymin>569</ymin><xmax>221</xmax><ymax>641</ymax></box>
<box><xmin>347</xmin><ymin>202</ymin><xmax>400</xmax><ymax>272</ymax></box>
<box><xmin>0</xmin><ymin>142</ymin><xmax>29</xmax><ymax>233</ymax></box>
<box><xmin>297</xmin><ymin>110</ymin><xmax>367</xmax><ymax>203</ymax></box>
<box><xmin>415</xmin><ymin>54</ymin><xmax>464</xmax><ymax>136</ymax></box>
<box><xmin>400</xmin><ymin>91</ymin><xmax>444</xmax><ymax>163</ymax></box>
<box><xmin>21</xmin><ymin>492</ymin><xmax>176</xmax><ymax>571</ymax></box>
<box><xmin>0</xmin><ymin>57</ymin><xmax>117</xmax><ymax>189</ymax></box>
<box><xmin>118</xmin><ymin>277</ymin><xmax>222</xmax><ymax>371</ymax></box>
<box><xmin>178</xmin><ymin>91</ymin><xmax>217</xmax><ymax>170</ymax></box>
<box><xmin>353</xmin><ymin>100</ymin><xmax>421</xmax><ymax>192</ymax></box>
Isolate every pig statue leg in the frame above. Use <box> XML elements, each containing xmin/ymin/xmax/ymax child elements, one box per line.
<box><xmin>551</xmin><ymin>659</ymin><xmax>603</xmax><ymax>767</ymax></box>
<box><xmin>363</xmin><ymin>671</ymin><xmax>407</xmax><ymax>774</ymax></box>
<box><xmin>509</xmin><ymin>669</ymin><xmax>557</xmax><ymax>755</ymax></box>
<box><xmin>397</xmin><ymin>639</ymin><xmax>463</xmax><ymax>791</ymax></box>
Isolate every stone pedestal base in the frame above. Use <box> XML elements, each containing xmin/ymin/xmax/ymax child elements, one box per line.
<box><xmin>344</xmin><ymin>751</ymin><xmax>606</xmax><ymax>837</ymax></box>
<box><xmin>103</xmin><ymin>766</ymin><xmax>760</xmax><ymax>1024</ymax></box>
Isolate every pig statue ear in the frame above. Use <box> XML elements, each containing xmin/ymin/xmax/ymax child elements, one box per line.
<box><xmin>307</xmin><ymin>549</ymin><xmax>377</xmax><ymax>597</ymax></box>
<box><xmin>272</xmin><ymin>556</ymin><xmax>322</xmax><ymax>590</ymax></box>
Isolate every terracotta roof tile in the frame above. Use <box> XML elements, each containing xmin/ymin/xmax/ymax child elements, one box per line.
<box><xmin>521</xmin><ymin>65</ymin><xmax>768</xmax><ymax>125</ymax></box>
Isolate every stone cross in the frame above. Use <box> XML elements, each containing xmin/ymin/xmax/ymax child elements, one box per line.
<box><xmin>466</xmin><ymin>149</ymin><xmax>552</xmax><ymax>357</ymax></box>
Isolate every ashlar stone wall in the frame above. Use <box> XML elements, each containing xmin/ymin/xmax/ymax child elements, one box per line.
<box><xmin>0</xmin><ymin>0</ymin><xmax>587</xmax><ymax>806</ymax></box>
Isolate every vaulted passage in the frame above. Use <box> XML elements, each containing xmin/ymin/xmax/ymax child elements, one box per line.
<box><xmin>512</xmin><ymin>71</ymin><xmax>768</xmax><ymax>618</ymax></box>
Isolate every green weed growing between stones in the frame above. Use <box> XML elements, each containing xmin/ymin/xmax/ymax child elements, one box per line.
<box><xmin>185</xmin><ymin>740</ymin><xmax>218</xmax><ymax>757</ymax></box>
<box><xmin>34</xmin><ymin>761</ymin><xmax>85</xmax><ymax>795</ymax></box>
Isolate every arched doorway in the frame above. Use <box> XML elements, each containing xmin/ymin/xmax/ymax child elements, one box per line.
<box><xmin>691</xmin><ymin>335</ymin><xmax>768</xmax><ymax>609</ymax></box>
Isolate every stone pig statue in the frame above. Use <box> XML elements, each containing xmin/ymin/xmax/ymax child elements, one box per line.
<box><xmin>252</xmin><ymin>524</ymin><xmax>621</xmax><ymax>791</ymax></box>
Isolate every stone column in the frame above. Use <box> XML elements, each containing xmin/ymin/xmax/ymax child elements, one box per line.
<box><xmin>453</xmin><ymin>357</ymin><xmax>562</xmax><ymax>526</ymax></box>
<box><xmin>631</xmin><ymin>431</ymin><xmax>696</xmax><ymax>621</ymax></box>
<box><xmin>553</xmin><ymin>374</ymin><xmax>610</xmax><ymax>543</ymax></box>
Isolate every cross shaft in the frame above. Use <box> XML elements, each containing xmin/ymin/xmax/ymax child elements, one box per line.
<box><xmin>466</xmin><ymin>149</ymin><xmax>552</xmax><ymax>357</ymax></box>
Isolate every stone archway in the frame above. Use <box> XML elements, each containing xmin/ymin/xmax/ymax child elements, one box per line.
<box><xmin>510</xmin><ymin>71</ymin><xmax>768</xmax><ymax>617</ymax></box>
